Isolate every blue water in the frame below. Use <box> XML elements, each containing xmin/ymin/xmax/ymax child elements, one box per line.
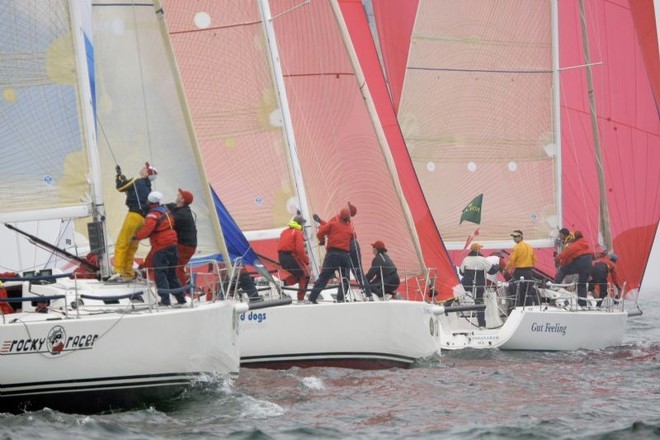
<box><xmin>2</xmin><ymin>296</ymin><xmax>659</xmax><ymax>439</ymax></box>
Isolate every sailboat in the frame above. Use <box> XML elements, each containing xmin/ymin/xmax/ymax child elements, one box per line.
<box><xmin>156</xmin><ymin>0</ymin><xmax>473</xmax><ymax>368</ymax></box>
<box><xmin>343</xmin><ymin>0</ymin><xmax>659</xmax><ymax>350</ymax></box>
<box><xmin>0</xmin><ymin>1</ymin><xmax>245</xmax><ymax>414</ymax></box>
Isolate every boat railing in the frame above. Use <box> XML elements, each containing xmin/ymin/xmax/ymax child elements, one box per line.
<box><xmin>1</xmin><ymin>294</ymin><xmax>67</xmax><ymax>324</ymax></box>
<box><xmin>213</xmin><ymin>264</ymin><xmax>439</xmax><ymax>304</ymax></box>
<box><xmin>397</xmin><ymin>268</ymin><xmax>438</xmax><ymax>302</ymax></box>
<box><xmin>186</xmin><ymin>259</ymin><xmax>256</xmax><ymax>303</ymax></box>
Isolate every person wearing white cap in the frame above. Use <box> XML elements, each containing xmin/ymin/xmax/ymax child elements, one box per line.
<box><xmin>135</xmin><ymin>191</ymin><xmax>185</xmax><ymax>305</ymax></box>
<box><xmin>110</xmin><ymin>161</ymin><xmax>158</xmax><ymax>281</ymax></box>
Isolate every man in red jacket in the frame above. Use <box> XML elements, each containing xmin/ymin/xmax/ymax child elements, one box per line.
<box><xmin>313</xmin><ymin>202</ymin><xmax>371</xmax><ymax>298</ymax></box>
<box><xmin>307</xmin><ymin>208</ymin><xmax>354</xmax><ymax>304</ymax></box>
<box><xmin>135</xmin><ymin>191</ymin><xmax>185</xmax><ymax>306</ymax></box>
<box><xmin>277</xmin><ymin>214</ymin><xmax>310</xmax><ymax>301</ymax></box>
<box><xmin>555</xmin><ymin>231</ymin><xmax>593</xmax><ymax>306</ymax></box>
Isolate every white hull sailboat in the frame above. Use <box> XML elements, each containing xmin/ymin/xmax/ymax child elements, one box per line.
<box><xmin>437</xmin><ymin>285</ymin><xmax>629</xmax><ymax>351</ymax></box>
<box><xmin>161</xmin><ymin>0</ymin><xmax>463</xmax><ymax>368</ymax></box>
<box><xmin>1</xmin><ymin>277</ymin><xmax>242</xmax><ymax>413</ymax></box>
<box><xmin>343</xmin><ymin>0</ymin><xmax>659</xmax><ymax>350</ymax></box>
<box><xmin>240</xmin><ymin>299</ymin><xmax>442</xmax><ymax>368</ymax></box>
<box><xmin>1</xmin><ymin>1</ymin><xmax>244</xmax><ymax>413</ymax></box>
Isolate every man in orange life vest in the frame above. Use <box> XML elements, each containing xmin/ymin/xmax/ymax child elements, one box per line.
<box><xmin>589</xmin><ymin>252</ymin><xmax>622</xmax><ymax>300</ymax></box>
<box><xmin>277</xmin><ymin>214</ymin><xmax>310</xmax><ymax>301</ymax></box>
<box><xmin>308</xmin><ymin>207</ymin><xmax>354</xmax><ymax>304</ymax></box>
<box><xmin>135</xmin><ymin>191</ymin><xmax>185</xmax><ymax>306</ymax></box>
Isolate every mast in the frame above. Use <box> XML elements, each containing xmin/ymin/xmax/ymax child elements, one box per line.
<box><xmin>329</xmin><ymin>0</ymin><xmax>428</xmax><ymax>278</ymax></box>
<box><xmin>257</xmin><ymin>0</ymin><xmax>320</xmax><ymax>278</ymax></box>
<box><xmin>69</xmin><ymin>0</ymin><xmax>111</xmax><ymax>277</ymax></box>
<box><xmin>551</xmin><ymin>0</ymin><xmax>563</xmax><ymax>234</ymax></box>
<box><xmin>578</xmin><ymin>0</ymin><xmax>613</xmax><ymax>252</ymax></box>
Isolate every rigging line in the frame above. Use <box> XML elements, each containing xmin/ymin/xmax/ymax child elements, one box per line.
<box><xmin>43</xmin><ymin>219</ymin><xmax>75</xmax><ymax>268</ymax></box>
<box><xmin>407</xmin><ymin>66</ymin><xmax>553</xmax><ymax>74</ymax></box>
<box><xmin>270</xmin><ymin>0</ymin><xmax>310</xmax><ymax>21</ymax></box>
<box><xmin>558</xmin><ymin>61</ymin><xmax>604</xmax><ymax>71</ymax></box>
<box><xmin>130</xmin><ymin>3</ymin><xmax>155</xmax><ymax>164</ymax></box>
<box><xmin>283</xmin><ymin>72</ymin><xmax>355</xmax><ymax>78</ymax></box>
<box><xmin>169</xmin><ymin>20</ymin><xmax>261</xmax><ymax>35</ymax></box>
<box><xmin>97</xmin><ymin>118</ymin><xmax>119</xmax><ymax>165</ymax></box>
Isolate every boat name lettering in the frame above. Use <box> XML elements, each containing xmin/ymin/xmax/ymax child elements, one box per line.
<box><xmin>66</xmin><ymin>334</ymin><xmax>100</xmax><ymax>349</ymax></box>
<box><xmin>531</xmin><ymin>322</ymin><xmax>567</xmax><ymax>336</ymax></box>
<box><xmin>1</xmin><ymin>332</ymin><xmax>99</xmax><ymax>355</ymax></box>
<box><xmin>240</xmin><ymin>311</ymin><xmax>267</xmax><ymax>323</ymax></box>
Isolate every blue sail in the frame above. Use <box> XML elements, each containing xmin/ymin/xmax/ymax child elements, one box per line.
<box><xmin>209</xmin><ymin>186</ymin><xmax>261</xmax><ymax>266</ymax></box>
<box><xmin>188</xmin><ymin>185</ymin><xmax>273</xmax><ymax>283</ymax></box>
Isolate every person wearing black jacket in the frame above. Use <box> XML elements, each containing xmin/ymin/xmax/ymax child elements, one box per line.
<box><xmin>165</xmin><ymin>188</ymin><xmax>197</xmax><ymax>287</ymax></box>
<box><xmin>366</xmin><ymin>240</ymin><xmax>400</xmax><ymax>299</ymax></box>
<box><xmin>110</xmin><ymin>161</ymin><xmax>157</xmax><ymax>281</ymax></box>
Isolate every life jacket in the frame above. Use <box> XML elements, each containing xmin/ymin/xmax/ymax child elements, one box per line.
<box><xmin>152</xmin><ymin>205</ymin><xmax>174</xmax><ymax>231</ymax></box>
<box><xmin>136</xmin><ymin>204</ymin><xmax>177</xmax><ymax>252</ymax></box>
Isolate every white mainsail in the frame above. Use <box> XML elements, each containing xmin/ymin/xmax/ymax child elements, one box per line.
<box><xmin>92</xmin><ymin>0</ymin><xmax>229</xmax><ymax>262</ymax></box>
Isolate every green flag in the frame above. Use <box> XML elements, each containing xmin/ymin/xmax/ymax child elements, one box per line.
<box><xmin>459</xmin><ymin>193</ymin><xmax>483</xmax><ymax>224</ymax></box>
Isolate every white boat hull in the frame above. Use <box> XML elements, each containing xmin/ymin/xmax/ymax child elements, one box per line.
<box><xmin>239</xmin><ymin>300</ymin><xmax>441</xmax><ymax>369</ymax></box>
<box><xmin>1</xmin><ymin>278</ymin><xmax>241</xmax><ymax>413</ymax></box>
<box><xmin>439</xmin><ymin>306</ymin><xmax>627</xmax><ymax>351</ymax></box>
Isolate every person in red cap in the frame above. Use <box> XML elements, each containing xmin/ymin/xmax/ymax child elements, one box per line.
<box><xmin>312</xmin><ymin>202</ymin><xmax>371</xmax><ymax>298</ymax></box>
<box><xmin>365</xmin><ymin>240</ymin><xmax>400</xmax><ymax>300</ymax></box>
<box><xmin>277</xmin><ymin>214</ymin><xmax>310</xmax><ymax>301</ymax></box>
<box><xmin>308</xmin><ymin>207</ymin><xmax>355</xmax><ymax>303</ymax></box>
<box><xmin>165</xmin><ymin>188</ymin><xmax>197</xmax><ymax>287</ymax></box>
<box><xmin>110</xmin><ymin>161</ymin><xmax>157</xmax><ymax>281</ymax></box>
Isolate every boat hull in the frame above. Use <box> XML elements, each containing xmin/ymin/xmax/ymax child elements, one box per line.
<box><xmin>239</xmin><ymin>300</ymin><xmax>441</xmax><ymax>369</ymax></box>
<box><xmin>439</xmin><ymin>306</ymin><xmax>627</xmax><ymax>351</ymax></box>
<box><xmin>1</xmin><ymin>281</ymin><xmax>240</xmax><ymax>414</ymax></box>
